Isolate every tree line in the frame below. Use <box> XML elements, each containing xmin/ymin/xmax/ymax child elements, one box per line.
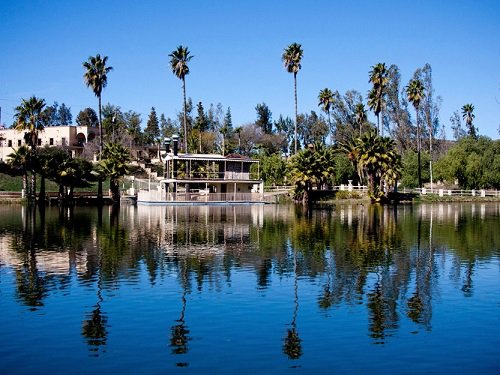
<box><xmin>2</xmin><ymin>43</ymin><xmax>498</xmax><ymax>205</ymax></box>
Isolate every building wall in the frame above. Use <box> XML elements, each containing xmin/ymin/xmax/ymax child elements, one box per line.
<box><xmin>0</xmin><ymin>125</ymin><xmax>97</xmax><ymax>161</ymax></box>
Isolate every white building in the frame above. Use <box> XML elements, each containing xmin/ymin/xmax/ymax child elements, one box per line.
<box><xmin>0</xmin><ymin>124</ymin><xmax>98</xmax><ymax>161</ymax></box>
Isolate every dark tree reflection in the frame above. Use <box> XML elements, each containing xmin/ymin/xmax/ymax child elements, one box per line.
<box><xmin>283</xmin><ymin>248</ymin><xmax>302</xmax><ymax>360</ymax></box>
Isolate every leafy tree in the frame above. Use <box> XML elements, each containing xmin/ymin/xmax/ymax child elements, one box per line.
<box><xmin>99</xmin><ymin>142</ymin><xmax>131</xmax><ymax>203</ymax></box>
<box><xmin>101</xmin><ymin>104</ymin><xmax>126</xmax><ymax>143</ymax></box>
<box><xmin>76</xmin><ymin>107</ymin><xmax>99</xmax><ymax>128</ymax></box>
<box><xmin>331</xmin><ymin>90</ymin><xmax>366</xmax><ymax>144</ymax></box>
<box><xmin>169</xmin><ymin>45</ymin><xmax>193</xmax><ymax>153</ymax></box>
<box><xmin>318</xmin><ymin>88</ymin><xmax>334</xmax><ymax>132</ymax></box>
<box><xmin>220</xmin><ymin>107</ymin><xmax>233</xmax><ymax>155</ymax></box>
<box><xmin>160</xmin><ymin>114</ymin><xmax>179</xmax><ymax>139</ymax></box>
<box><xmin>282</xmin><ymin>42</ymin><xmax>303</xmax><ymax>154</ymax></box>
<box><xmin>40</xmin><ymin>102</ymin><xmax>59</xmax><ymax>127</ymax></box>
<box><xmin>413</xmin><ymin>64</ymin><xmax>441</xmax><ymax>191</ymax></box>
<box><xmin>123</xmin><ymin>110</ymin><xmax>142</xmax><ymax>147</ymax></box>
<box><xmin>384</xmin><ymin>64</ymin><xmax>413</xmax><ymax>152</ymax></box>
<box><xmin>461</xmin><ymin>104</ymin><xmax>477</xmax><ymax>139</ymax></box>
<box><xmin>260</xmin><ymin>153</ymin><xmax>287</xmax><ymax>186</ymax></box>
<box><xmin>7</xmin><ymin>145</ymin><xmax>31</xmax><ymax>196</ymax></box>
<box><xmin>406</xmin><ymin>78</ymin><xmax>425</xmax><ymax>188</ymax></box>
<box><xmin>193</xmin><ymin>102</ymin><xmax>208</xmax><ymax>152</ymax></box>
<box><xmin>14</xmin><ymin>96</ymin><xmax>46</xmax><ymax>202</ymax></box>
<box><xmin>255</xmin><ymin>103</ymin><xmax>273</xmax><ymax>134</ymax></box>
<box><xmin>58</xmin><ymin>103</ymin><xmax>72</xmax><ymax>125</ymax></box>
<box><xmin>354</xmin><ymin>103</ymin><xmax>368</xmax><ymax>137</ymax></box>
<box><xmin>450</xmin><ymin>111</ymin><xmax>466</xmax><ymax>140</ymax></box>
<box><xmin>144</xmin><ymin>107</ymin><xmax>160</xmax><ymax>145</ymax></box>
<box><xmin>368</xmin><ymin>63</ymin><xmax>389</xmax><ymax>135</ymax></box>
<box><xmin>400</xmin><ymin>150</ymin><xmax>430</xmax><ymax>188</ymax></box>
<box><xmin>297</xmin><ymin>111</ymin><xmax>328</xmax><ymax>146</ymax></box>
<box><xmin>274</xmin><ymin>115</ymin><xmax>294</xmax><ymax>155</ymax></box>
<box><xmin>288</xmin><ymin>142</ymin><xmax>335</xmax><ymax>203</ymax></box>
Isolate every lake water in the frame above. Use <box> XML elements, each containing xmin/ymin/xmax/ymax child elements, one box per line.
<box><xmin>0</xmin><ymin>203</ymin><xmax>499</xmax><ymax>374</ymax></box>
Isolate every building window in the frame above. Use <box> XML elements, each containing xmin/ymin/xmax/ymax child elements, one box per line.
<box><xmin>62</xmin><ymin>137</ymin><xmax>66</xmax><ymax>146</ymax></box>
<box><xmin>8</xmin><ymin>140</ymin><xmax>12</xmax><ymax>147</ymax></box>
<box><xmin>49</xmin><ymin>138</ymin><xmax>54</xmax><ymax>145</ymax></box>
<box><xmin>18</xmin><ymin>140</ymin><xmax>21</xmax><ymax>146</ymax></box>
<box><xmin>38</xmin><ymin>139</ymin><xmax>42</xmax><ymax>146</ymax></box>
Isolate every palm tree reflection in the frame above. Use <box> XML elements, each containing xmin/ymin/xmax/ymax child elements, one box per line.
<box><xmin>283</xmin><ymin>246</ymin><xmax>302</xmax><ymax>360</ymax></box>
<box><xmin>170</xmin><ymin>260</ymin><xmax>191</xmax><ymax>365</ymax></box>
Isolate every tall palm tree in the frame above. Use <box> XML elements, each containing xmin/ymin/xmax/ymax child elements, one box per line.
<box><xmin>83</xmin><ymin>54</ymin><xmax>112</xmax><ymax>203</ymax></box>
<box><xmin>368</xmin><ymin>63</ymin><xmax>388</xmax><ymax>135</ymax></box>
<box><xmin>461</xmin><ymin>104</ymin><xmax>477</xmax><ymax>138</ymax></box>
<box><xmin>83</xmin><ymin>54</ymin><xmax>113</xmax><ymax>156</ymax></box>
<box><xmin>354</xmin><ymin>103</ymin><xmax>368</xmax><ymax>137</ymax></box>
<box><xmin>169</xmin><ymin>45</ymin><xmax>193</xmax><ymax>153</ymax></box>
<box><xmin>406</xmin><ymin>78</ymin><xmax>425</xmax><ymax>189</ymax></box>
<box><xmin>282</xmin><ymin>42</ymin><xmax>303</xmax><ymax>154</ymax></box>
<box><xmin>14</xmin><ymin>96</ymin><xmax>46</xmax><ymax>202</ymax></box>
<box><xmin>318</xmin><ymin>88</ymin><xmax>334</xmax><ymax>135</ymax></box>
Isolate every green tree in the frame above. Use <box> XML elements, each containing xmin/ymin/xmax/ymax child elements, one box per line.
<box><xmin>58</xmin><ymin>103</ymin><xmax>72</xmax><ymax>125</ymax></box>
<box><xmin>220</xmin><ymin>107</ymin><xmax>233</xmax><ymax>155</ymax></box>
<box><xmin>76</xmin><ymin>107</ymin><xmax>99</xmax><ymax>128</ymax></box>
<box><xmin>461</xmin><ymin>104</ymin><xmax>477</xmax><ymax>139</ymax></box>
<box><xmin>318</xmin><ymin>88</ymin><xmax>334</xmax><ymax>132</ymax></box>
<box><xmin>406</xmin><ymin>78</ymin><xmax>425</xmax><ymax>189</ymax></box>
<box><xmin>260</xmin><ymin>153</ymin><xmax>287</xmax><ymax>186</ymax></box>
<box><xmin>14</xmin><ymin>96</ymin><xmax>46</xmax><ymax>202</ymax></box>
<box><xmin>255</xmin><ymin>103</ymin><xmax>273</xmax><ymax>134</ymax></box>
<box><xmin>193</xmin><ymin>102</ymin><xmax>208</xmax><ymax>153</ymax></box>
<box><xmin>368</xmin><ymin>63</ymin><xmax>388</xmax><ymax>135</ymax></box>
<box><xmin>169</xmin><ymin>45</ymin><xmax>193</xmax><ymax>153</ymax></box>
<box><xmin>7</xmin><ymin>145</ymin><xmax>31</xmax><ymax>196</ymax></box>
<box><xmin>99</xmin><ymin>143</ymin><xmax>131</xmax><ymax>203</ymax></box>
<box><xmin>343</xmin><ymin>129</ymin><xmax>402</xmax><ymax>201</ymax></box>
<box><xmin>288</xmin><ymin>142</ymin><xmax>335</xmax><ymax>203</ymax></box>
<box><xmin>144</xmin><ymin>107</ymin><xmax>160</xmax><ymax>145</ymax></box>
<box><xmin>354</xmin><ymin>103</ymin><xmax>368</xmax><ymax>137</ymax></box>
<box><xmin>282</xmin><ymin>42</ymin><xmax>303</xmax><ymax>154</ymax></box>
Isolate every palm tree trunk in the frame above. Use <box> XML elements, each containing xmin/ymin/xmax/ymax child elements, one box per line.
<box><xmin>30</xmin><ymin>171</ymin><xmax>36</xmax><ymax>204</ymax></box>
<box><xmin>98</xmin><ymin>95</ymin><xmax>103</xmax><ymax>204</ymax></box>
<box><xmin>294</xmin><ymin>72</ymin><xmax>298</xmax><ymax>154</ymax></box>
<box><xmin>376</xmin><ymin>113</ymin><xmax>380</xmax><ymax>136</ymax></box>
<box><xmin>416</xmin><ymin>111</ymin><xmax>422</xmax><ymax>189</ymax></box>
<box><xmin>39</xmin><ymin>175</ymin><xmax>45</xmax><ymax>206</ymax></box>
<box><xmin>429</xmin><ymin>127</ymin><xmax>433</xmax><ymax>193</ymax></box>
<box><xmin>182</xmin><ymin>77</ymin><xmax>188</xmax><ymax>153</ymax></box>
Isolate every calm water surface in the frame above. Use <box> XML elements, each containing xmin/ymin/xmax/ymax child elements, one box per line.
<box><xmin>0</xmin><ymin>203</ymin><xmax>499</xmax><ymax>374</ymax></box>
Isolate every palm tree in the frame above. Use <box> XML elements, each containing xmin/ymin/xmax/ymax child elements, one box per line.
<box><xmin>98</xmin><ymin>143</ymin><xmax>131</xmax><ymax>204</ymax></box>
<box><xmin>14</xmin><ymin>96</ymin><xmax>46</xmax><ymax>202</ymax></box>
<box><xmin>353</xmin><ymin>129</ymin><xmax>401</xmax><ymax>202</ymax></box>
<box><xmin>7</xmin><ymin>145</ymin><xmax>31</xmax><ymax>198</ymax></box>
<box><xmin>318</xmin><ymin>88</ymin><xmax>334</xmax><ymax>134</ymax></box>
<box><xmin>169</xmin><ymin>45</ymin><xmax>193</xmax><ymax>153</ymax></box>
<box><xmin>406</xmin><ymin>79</ymin><xmax>425</xmax><ymax>189</ymax></box>
<box><xmin>354</xmin><ymin>103</ymin><xmax>368</xmax><ymax>137</ymax></box>
<box><xmin>282</xmin><ymin>42</ymin><xmax>303</xmax><ymax>154</ymax></box>
<box><xmin>83</xmin><ymin>54</ymin><xmax>112</xmax><ymax>203</ymax></box>
<box><xmin>288</xmin><ymin>142</ymin><xmax>335</xmax><ymax>204</ymax></box>
<box><xmin>461</xmin><ymin>104</ymin><xmax>477</xmax><ymax>138</ymax></box>
<box><xmin>368</xmin><ymin>63</ymin><xmax>388</xmax><ymax>135</ymax></box>
<box><xmin>83</xmin><ymin>54</ymin><xmax>113</xmax><ymax>156</ymax></box>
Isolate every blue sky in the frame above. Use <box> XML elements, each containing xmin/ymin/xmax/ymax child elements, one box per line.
<box><xmin>1</xmin><ymin>0</ymin><xmax>499</xmax><ymax>138</ymax></box>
